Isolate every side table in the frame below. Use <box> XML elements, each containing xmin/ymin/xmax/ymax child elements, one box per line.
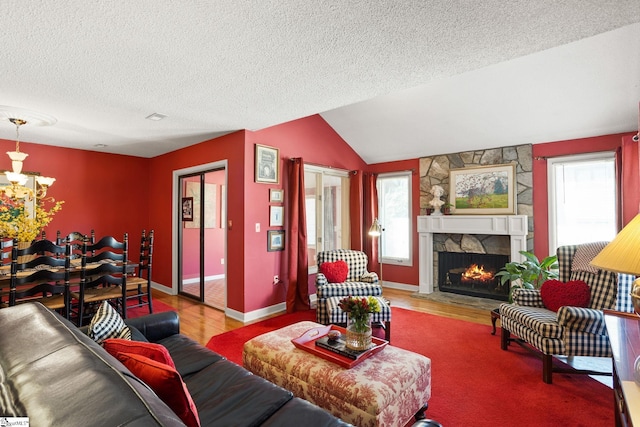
<box><xmin>603</xmin><ymin>309</ymin><xmax>640</xmax><ymax>427</ymax></box>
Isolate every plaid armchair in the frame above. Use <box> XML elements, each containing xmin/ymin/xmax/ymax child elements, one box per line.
<box><xmin>499</xmin><ymin>242</ymin><xmax>635</xmax><ymax>383</ymax></box>
<box><xmin>315</xmin><ymin>249</ymin><xmax>381</xmax><ymax>324</ymax></box>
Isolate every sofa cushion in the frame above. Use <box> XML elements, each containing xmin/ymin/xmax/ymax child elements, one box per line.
<box><xmin>184</xmin><ymin>359</ymin><xmax>293</xmax><ymax>427</ymax></box>
<box><xmin>158</xmin><ymin>334</ymin><xmax>224</xmax><ymax>378</ymax></box>
<box><xmin>118</xmin><ymin>352</ymin><xmax>200</xmax><ymax>427</ymax></box>
<box><xmin>540</xmin><ymin>279</ymin><xmax>590</xmax><ymax>312</ymax></box>
<box><xmin>104</xmin><ymin>338</ymin><xmax>175</xmax><ymax>369</ymax></box>
<box><xmin>88</xmin><ymin>301</ymin><xmax>132</xmax><ymax>344</ymax></box>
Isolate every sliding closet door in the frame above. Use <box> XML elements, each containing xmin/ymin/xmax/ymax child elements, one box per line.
<box><xmin>178</xmin><ymin>169</ymin><xmax>226</xmax><ymax>309</ymax></box>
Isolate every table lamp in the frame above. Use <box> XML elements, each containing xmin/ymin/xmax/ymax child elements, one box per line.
<box><xmin>590</xmin><ymin>213</ymin><xmax>640</xmax><ymax>315</ymax></box>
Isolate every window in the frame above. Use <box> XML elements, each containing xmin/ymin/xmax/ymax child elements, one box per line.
<box><xmin>548</xmin><ymin>152</ymin><xmax>617</xmax><ymax>253</ymax></box>
<box><xmin>305</xmin><ymin>166</ymin><xmax>350</xmax><ymax>273</ymax></box>
<box><xmin>377</xmin><ymin>172</ymin><xmax>412</xmax><ymax>266</ymax></box>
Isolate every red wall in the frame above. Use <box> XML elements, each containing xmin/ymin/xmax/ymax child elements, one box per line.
<box><xmin>148</xmin><ymin>131</ymin><xmax>246</xmax><ymax>312</ymax></box>
<box><xmin>367</xmin><ymin>159</ymin><xmax>421</xmax><ymax>288</ymax></box>
<box><xmin>0</xmin><ymin>139</ymin><xmax>150</xmax><ymax>248</ymax></box>
<box><xmin>8</xmin><ymin>126</ymin><xmax>635</xmax><ymax>316</ymax></box>
<box><xmin>147</xmin><ymin>114</ymin><xmax>367</xmax><ymax>313</ymax></box>
<box><xmin>245</xmin><ymin>115</ymin><xmax>368</xmax><ymax>312</ymax></box>
<box><xmin>532</xmin><ymin>132</ymin><xmax>633</xmax><ymax>257</ymax></box>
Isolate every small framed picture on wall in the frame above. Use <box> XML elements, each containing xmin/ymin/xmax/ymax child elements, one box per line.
<box><xmin>269</xmin><ymin>188</ymin><xmax>284</xmax><ymax>203</ymax></box>
<box><xmin>267</xmin><ymin>230</ymin><xmax>285</xmax><ymax>252</ymax></box>
<box><xmin>270</xmin><ymin>205</ymin><xmax>284</xmax><ymax>227</ymax></box>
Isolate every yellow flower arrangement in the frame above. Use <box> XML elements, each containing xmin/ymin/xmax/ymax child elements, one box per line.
<box><xmin>0</xmin><ymin>194</ymin><xmax>63</xmax><ymax>242</ymax></box>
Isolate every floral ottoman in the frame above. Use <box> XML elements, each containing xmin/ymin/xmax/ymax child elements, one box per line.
<box><xmin>242</xmin><ymin>321</ymin><xmax>431</xmax><ymax>427</ymax></box>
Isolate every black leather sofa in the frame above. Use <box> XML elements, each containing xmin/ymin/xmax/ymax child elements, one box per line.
<box><xmin>0</xmin><ymin>302</ymin><xmax>350</xmax><ymax>426</ymax></box>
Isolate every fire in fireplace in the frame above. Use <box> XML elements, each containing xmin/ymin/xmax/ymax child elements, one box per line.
<box><xmin>438</xmin><ymin>252</ymin><xmax>510</xmax><ymax>301</ymax></box>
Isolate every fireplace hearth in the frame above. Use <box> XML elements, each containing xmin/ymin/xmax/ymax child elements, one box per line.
<box><xmin>438</xmin><ymin>252</ymin><xmax>509</xmax><ymax>301</ymax></box>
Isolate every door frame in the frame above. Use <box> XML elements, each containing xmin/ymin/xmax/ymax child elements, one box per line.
<box><xmin>172</xmin><ymin>161</ymin><xmax>228</xmax><ymax>302</ymax></box>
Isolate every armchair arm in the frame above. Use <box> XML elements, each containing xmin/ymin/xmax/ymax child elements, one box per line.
<box><xmin>359</xmin><ymin>271</ymin><xmax>379</xmax><ymax>284</ymax></box>
<box><xmin>316</xmin><ymin>282</ymin><xmax>383</xmax><ymax>298</ymax></box>
<box><xmin>556</xmin><ymin>306</ymin><xmax>606</xmax><ymax>335</ymax></box>
<box><xmin>315</xmin><ymin>272</ymin><xmax>328</xmax><ymax>287</ymax></box>
<box><xmin>511</xmin><ymin>289</ymin><xmax>545</xmax><ymax>308</ymax></box>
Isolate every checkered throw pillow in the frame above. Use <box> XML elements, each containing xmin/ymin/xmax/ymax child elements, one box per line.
<box><xmin>88</xmin><ymin>301</ymin><xmax>132</xmax><ymax>344</ymax></box>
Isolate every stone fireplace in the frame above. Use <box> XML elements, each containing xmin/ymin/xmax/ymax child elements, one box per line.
<box><xmin>438</xmin><ymin>251</ymin><xmax>510</xmax><ymax>301</ymax></box>
<box><xmin>417</xmin><ymin>215</ymin><xmax>528</xmax><ymax>296</ymax></box>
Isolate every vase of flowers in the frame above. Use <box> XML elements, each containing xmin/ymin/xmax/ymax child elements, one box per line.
<box><xmin>338</xmin><ymin>296</ymin><xmax>381</xmax><ymax>351</ymax></box>
<box><xmin>0</xmin><ymin>194</ymin><xmax>63</xmax><ymax>249</ymax></box>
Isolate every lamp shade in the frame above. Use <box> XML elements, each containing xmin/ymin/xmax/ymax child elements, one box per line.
<box><xmin>369</xmin><ymin>218</ymin><xmax>381</xmax><ymax>236</ymax></box>
<box><xmin>590</xmin><ymin>213</ymin><xmax>640</xmax><ymax>275</ymax></box>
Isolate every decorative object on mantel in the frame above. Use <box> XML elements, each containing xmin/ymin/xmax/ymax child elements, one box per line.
<box><xmin>0</xmin><ymin>109</ymin><xmax>63</xmax><ymax>241</ymax></box>
<box><xmin>428</xmin><ymin>185</ymin><xmax>445</xmax><ymax>216</ymax></box>
<box><xmin>590</xmin><ymin>213</ymin><xmax>640</xmax><ymax>316</ymax></box>
<box><xmin>338</xmin><ymin>296</ymin><xmax>381</xmax><ymax>351</ymax></box>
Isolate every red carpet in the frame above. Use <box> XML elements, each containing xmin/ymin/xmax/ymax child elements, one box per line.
<box><xmin>206</xmin><ymin>307</ymin><xmax>613</xmax><ymax>427</ymax></box>
<box><xmin>127</xmin><ymin>299</ymin><xmax>176</xmax><ymax>318</ymax></box>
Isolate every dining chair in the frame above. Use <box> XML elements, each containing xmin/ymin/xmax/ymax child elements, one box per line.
<box><xmin>56</xmin><ymin>231</ymin><xmax>88</xmax><ymax>261</ymax></box>
<box><xmin>70</xmin><ymin>233</ymin><xmax>129</xmax><ymax>326</ymax></box>
<box><xmin>2</xmin><ymin>239</ymin><xmax>72</xmax><ymax>318</ymax></box>
<box><xmin>126</xmin><ymin>229</ymin><xmax>154</xmax><ymax>314</ymax></box>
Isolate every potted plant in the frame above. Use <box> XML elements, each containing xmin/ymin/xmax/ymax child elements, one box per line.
<box><xmin>442</xmin><ymin>202</ymin><xmax>454</xmax><ymax>215</ymax></box>
<box><xmin>495</xmin><ymin>250</ymin><xmax>559</xmax><ymax>302</ymax></box>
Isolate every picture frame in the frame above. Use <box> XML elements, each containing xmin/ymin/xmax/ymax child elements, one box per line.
<box><xmin>269</xmin><ymin>188</ymin><xmax>284</xmax><ymax>203</ymax></box>
<box><xmin>267</xmin><ymin>230</ymin><xmax>285</xmax><ymax>252</ymax></box>
<box><xmin>269</xmin><ymin>205</ymin><xmax>284</xmax><ymax>227</ymax></box>
<box><xmin>449</xmin><ymin>163</ymin><xmax>516</xmax><ymax>215</ymax></box>
<box><xmin>255</xmin><ymin>144</ymin><xmax>280</xmax><ymax>184</ymax></box>
<box><xmin>181</xmin><ymin>197</ymin><xmax>194</xmax><ymax>222</ymax></box>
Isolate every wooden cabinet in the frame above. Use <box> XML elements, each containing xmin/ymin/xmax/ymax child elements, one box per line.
<box><xmin>604</xmin><ymin>310</ymin><xmax>640</xmax><ymax>427</ymax></box>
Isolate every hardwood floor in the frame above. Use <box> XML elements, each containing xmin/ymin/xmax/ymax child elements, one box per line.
<box><xmin>152</xmin><ymin>287</ymin><xmax>493</xmax><ymax>346</ymax></box>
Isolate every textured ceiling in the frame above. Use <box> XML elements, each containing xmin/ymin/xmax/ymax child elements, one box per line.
<box><xmin>0</xmin><ymin>1</ymin><xmax>638</xmax><ymax>162</ymax></box>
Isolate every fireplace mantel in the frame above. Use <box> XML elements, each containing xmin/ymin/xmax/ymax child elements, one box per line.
<box><xmin>417</xmin><ymin>215</ymin><xmax>528</xmax><ymax>294</ymax></box>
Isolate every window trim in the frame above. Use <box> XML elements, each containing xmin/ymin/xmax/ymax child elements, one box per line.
<box><xmin>377</xmin><ymin>171</ymin><xmax>413</xmax><ymax>267</ymax></box>
<box><xmin>304</xmin><ymin>165</ymin><xmax>350</xmax><ymax>274</ymax></box>
<box><xmin>547</xmin><ymin>151</ymin><xmax>616</xmax><ymax>255</ymax></box>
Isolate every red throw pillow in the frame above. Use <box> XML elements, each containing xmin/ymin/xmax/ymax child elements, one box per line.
<box><xmin>103</xmin><ymin>338</ymin><xmax>176</xmax><ymax>369</ymax></box>
<box><xmin>117</xmin><ymin>353</ymin><xmax>200</xmax><ymax>427</ymax></box>
<box><xmin>540</xmin><ymin>279</ymin><xmax>591</xmax><ymax>312</ymax></box>
<box><xmin>320</xmin><ymin>260</ymin><xmax>348</xmax><ymax>282</ymax></box>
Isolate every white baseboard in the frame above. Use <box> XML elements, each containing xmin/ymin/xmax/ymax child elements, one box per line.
<box><xmin>182</xmin><ymin>274</ymin><xmax>225</xmax><ymax>285</ymax></box>
<box><xmin>382</xmin><ymin>281</ymin><xmax>419</xmax><ymax>292</ymax></box>
<box><xmin>225</xmin><ymin>302</ymin><xmax>287</xmax><ymax>323</ymax></box>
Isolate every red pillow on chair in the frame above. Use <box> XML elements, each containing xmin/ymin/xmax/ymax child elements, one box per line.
<box><xmin>540</xmin><ymin>279</ymin><xmax>591</xmax><ymax>312</ymax></box>
<box><xmin>320</xmin><ymin>260</ymin><xmax>348</xmax><ymax>283</ymax></box>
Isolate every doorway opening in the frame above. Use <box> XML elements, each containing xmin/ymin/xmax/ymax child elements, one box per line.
<box><xmin>178</xmin><ymin>166</ymin><xmax>227</xmax><ymax>310</ymax></box>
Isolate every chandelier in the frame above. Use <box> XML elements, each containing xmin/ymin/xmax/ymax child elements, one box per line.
<box><xmin>1</xmin><ymin>112</ymin><xmax>56</xmax><ymax>201</ymax></box>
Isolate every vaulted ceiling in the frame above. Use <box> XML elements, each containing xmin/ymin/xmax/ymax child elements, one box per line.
<box><xmin>1</xmin><ymin>1</ymin><xmax>638</xmax><ymax>163</ymax></box>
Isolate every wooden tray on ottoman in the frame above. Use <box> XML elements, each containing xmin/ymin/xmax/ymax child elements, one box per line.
<box><xmin>291</xmin><ymin>324</ymin><xmax>388</xmax><ymax>368</ymax></box>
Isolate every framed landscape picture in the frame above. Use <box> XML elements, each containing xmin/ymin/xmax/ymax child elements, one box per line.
<box><xmin>449</xmin><ymin>163</ymin><xmax>516</xmax><ymax>215</ymax></box>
